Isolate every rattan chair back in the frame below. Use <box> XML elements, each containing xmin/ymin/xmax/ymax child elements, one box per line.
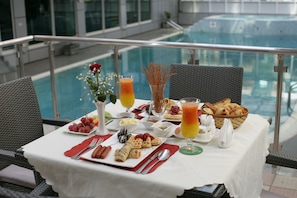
<box><xmin>0</xmin><ymin>76</ymin><xmax>44</xmax><ymax>170</ymax></box>
<box><xmin>169</xmin><ymin>64</ymin><xmax>243</xmax><ymax>104</ymax></box>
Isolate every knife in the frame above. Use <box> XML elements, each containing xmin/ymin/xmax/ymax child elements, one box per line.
<box><xmin>135</xmin><ymin>151</ymin><xmax>160</xmax><ymax>174</ymax></box>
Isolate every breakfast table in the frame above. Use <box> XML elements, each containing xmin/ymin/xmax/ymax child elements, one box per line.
<box><xmin>22</xmin><ymin>99</ymin><xmax>270</xmax><ymax>198</ymax></box>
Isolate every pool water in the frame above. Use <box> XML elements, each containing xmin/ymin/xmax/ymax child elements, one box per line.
<box><xmin>34</xmin><ymin>30</ymin><xmax>297</xmax><ymax>131</ymax></box>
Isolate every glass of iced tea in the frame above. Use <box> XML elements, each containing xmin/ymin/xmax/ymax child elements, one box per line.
<box><xmin>179</xmin><ymin>97</ymin><xmax>203</xmax><ymax>155</ymax></box>
<box><xmin>119</xmin><ymin>75</ymin><xmax>135</xmax><ymax>112</ymax></box>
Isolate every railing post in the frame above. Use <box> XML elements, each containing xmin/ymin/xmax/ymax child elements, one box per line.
<box><xmin>47</xmin><ymin>41</ymin><xmax>59</xmax><ymax>119</ymax></box>
<box><xmin>112</xmin><ymin>45</ymin><xmax>120</xmax><ymax>97</ymax></box>
<box><xmin>16</xmin><ymin>43</ymin><xmax>25</xmax><ymax>77</ymax></box>
<box><xmin>189</xmin><ymin>49</ymin><xmax>196</xmax><ymax>64</ymax></box>
<box><xmin>273</xmin><ymin>54</ymin><xmax>287</xmax><ymax>151</ymax></box>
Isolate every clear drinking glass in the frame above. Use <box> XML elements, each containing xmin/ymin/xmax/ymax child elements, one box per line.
<box><xmin>179</xmin><ymin>97</ymin><xmax>203</xmax><ymax>155</ymax></box>
<box><xmin>119</xmin><ymin>75</ymin><xmax>135</xmax><ymax>112</ymax></box>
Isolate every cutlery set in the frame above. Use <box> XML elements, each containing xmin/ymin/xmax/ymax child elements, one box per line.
<box><xmin>135</xmin><ymin>149</ymin><xmax>170</xmax><ymax>174</ymax></box>
<box><xmin>71</xmin><ymin>138</ymin><xmax>104</xmax><ymax>160</ymax></box>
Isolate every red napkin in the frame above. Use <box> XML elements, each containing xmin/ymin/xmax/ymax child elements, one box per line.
<box><xmin>64</xmin><ymin>134</ymin><xmax>112</xmax><ymax>157</ymax></box>
<box><xmin>132</xmin><ymin>104</ymin><xmax>148</xmax><ymax>119</ymax></box>
<box><xmin>129</xmin><ymin>143</ymin><xmax>179</xmax><ymax>174</ymax></box>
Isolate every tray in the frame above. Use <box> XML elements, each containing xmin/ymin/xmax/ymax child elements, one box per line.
<box><xmin>80</xmin><ymin>132</ymin><xmax>166</xmax><ymax>168</ymax></box>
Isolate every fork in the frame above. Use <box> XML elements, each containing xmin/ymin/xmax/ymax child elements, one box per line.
<box><xmin>71</xmin><ymin>138</ymin><xmax>99</xmax><ymax>160</ymax></box>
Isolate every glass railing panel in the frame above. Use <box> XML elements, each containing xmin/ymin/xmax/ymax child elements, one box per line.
<box><xmin>0</xmin><ymin>52</ymin><xmax>18</xmax><ymax>83</ymax></box>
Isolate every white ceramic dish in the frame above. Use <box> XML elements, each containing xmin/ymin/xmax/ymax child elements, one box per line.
<box><xmin>141</xmin><ymin>116</ymin><xmax>161</xmax><ymax>130</ymax></box>
<box><xmin>106</xmin><ymin>120</ymin><xmax>121</xmax><ymax>131</ymax></box>
<box><xmin>80</xmin><ymin>132</ymin><xmax>167</xmax><ymax>168</ymax></box>
<box><xmin>193</xmin><ymin>126</ymin><xmax>219</xmax><ymax>143</ymax></box>
<box><xmin>116</xmin><ymin>112</ymin><xmax>135</xmax><ymax>119</ymax></box>
<box><xmin>64</xmin><ymin>126</ymin><xmax>97</xmax><ymax>136</ymax></box>
<box><xmin>151</xmin><ymin>121</ymin><xmax>174</xmax><ymax>138</ymax></box>
<box><xmin>119</xmin><ymin>118</ymin><xmax>139</xmax><ymax>132</ymax></box>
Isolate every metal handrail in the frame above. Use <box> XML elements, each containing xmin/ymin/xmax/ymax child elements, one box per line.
<box><xmin>2</xmin><ymin>35</ymin><xmax>297</xmax><ymax>152</ymax></box>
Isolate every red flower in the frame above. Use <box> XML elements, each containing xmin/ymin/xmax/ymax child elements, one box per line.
<box><xmin>90</xmin><ymin>63</ymin><xmax>101</xmax><ymax>74</ymax></box>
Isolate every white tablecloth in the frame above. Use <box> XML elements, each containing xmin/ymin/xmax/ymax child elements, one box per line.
<box><xmin>23</xmin><ymin>99</ymin><xmax>269</xmax><ymax>198</ymax></box>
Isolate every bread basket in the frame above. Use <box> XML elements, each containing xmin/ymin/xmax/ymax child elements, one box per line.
<box><xmin>201</xmin><ymin>105</ymin><xmax>249</xmax><ymax>129</ymax></box>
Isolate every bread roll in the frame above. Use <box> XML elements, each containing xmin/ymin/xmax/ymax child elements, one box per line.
<box><xmin>213</xmin><ymin>98</ymin><xmax>231</xmax><ymax>108</ymax></box>
<box><xmin>204</xmin><ymin>102</ymin><xmax>218</xmax><ymax>113</ymax></box>
<box><xmin>202</xmin><ymin>107</ymin><xmax>214</xmax><ymax>115</ymax></box>
<box><xmin>215</xmin><ymin>107</ymin><xmax>229</xmax><ymax>115</ymax></box>
<box><xmin>224</xmin><ymin>103</ymin><xmax>240</xmax><ymax>112</ymax></box>
<box><xmin>230</xmin><ymin>107</ymin><xmax>244</xmax><ymax>116</ymax></box>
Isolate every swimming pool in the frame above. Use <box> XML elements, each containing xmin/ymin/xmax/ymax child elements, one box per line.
<box><xmin>33</xmin><ymin>25</ymin><xmax>297</xmax><ymax>132</ymax></box>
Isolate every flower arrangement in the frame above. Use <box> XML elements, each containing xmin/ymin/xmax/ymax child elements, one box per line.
<box><xmin>77</xmin><ymin>63</ymin><xmax>117</xmax><ymax>104</ymax></box>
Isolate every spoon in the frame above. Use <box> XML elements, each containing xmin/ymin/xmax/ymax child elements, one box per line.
<box><xmin>141</xmin><ymin>149</ymin><xmax>170</xmax><ymax>174</ymax></box>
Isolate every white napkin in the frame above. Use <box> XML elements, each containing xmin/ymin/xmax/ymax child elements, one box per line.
<box><xmin>218</xmin><ymin>118</ymin><xmax>234</xmax><ymax>148</ymax></box>
<box><xmin>200</xmin><ymin>114</ymin><xmax>216</xmax><ymax>133</ymax></box>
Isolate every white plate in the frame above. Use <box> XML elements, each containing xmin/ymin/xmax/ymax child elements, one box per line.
<box><xmin>80</xmin><ymin>132</ymin><xmax>167</xmax><ymax>168</ymax></box>
<box><xmin>65</xmin><ymin>126</ymin><xmax>97</xmax><ymax>136</ymax></box>
<box><xmin>163</xmin><ymin>117</ymin><xmax>182</xmax><ymax>122</ymax></box>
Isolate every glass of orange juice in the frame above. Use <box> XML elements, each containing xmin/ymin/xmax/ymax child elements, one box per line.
<box><xmin>179</xmin><ymin>97</ymin><xmax>203</xmax><ymax>155</ymax></box>
<box><xmin>119</xmin><ymin>75</ymin><xmax>135</xmax><ymax>112</ymax></box>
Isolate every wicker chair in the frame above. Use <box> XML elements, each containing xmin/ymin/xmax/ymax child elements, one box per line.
<box><xmin>0</xmin><ymin>182</ymin><xmax>58</xmax><ymax>198</ymax></box>
<box><xmin>170</xmin><ymin>64</ymin><xmax>297</xmax><ymax>197</ymax></box>
<box><xmin>169</xmin><ymin>64</ymin><xmax>243</xmax><ymax>104</ymax></box>
<box><xmin>0</xmin><ymin>76</ymin><xmax>70</xmax><ymax>196</ymax></box>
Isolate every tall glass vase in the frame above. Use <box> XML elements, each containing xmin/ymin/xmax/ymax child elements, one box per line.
<box><xmin>94</xmin><ymin>101</ymin><xmax>109</xmax><ymax>135</ymax></box>
<box><xmin>149</xmin><ymin>83</ymin><xmax>166</xmax><ymax>118</ymax></box>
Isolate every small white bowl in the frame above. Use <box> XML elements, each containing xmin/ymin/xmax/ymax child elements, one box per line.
<box><xmin>113</xmin><ymin>112</ymin><xmax>135</xmax><ymax>125</ymax></box>
<box><xmin>117</xmin><ymin>112</ymin><xmax>135</xmax><ymax>119</ymax></box>
<box><xmin>119</xmin><ymin>118</ymin><xmax>139</xmax><ymax>132</ymax></box>
<box><xmin>151</xmin><ymin>121</ymin><xmax>174</xmax><ymax>137</ymax></box>
<box><xmin>141</xmin><ymin>116</ymin><xmax>161</xmax><ymax>130</ymax></box>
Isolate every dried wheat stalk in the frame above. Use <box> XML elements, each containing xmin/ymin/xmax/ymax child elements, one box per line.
<box><xmin>143</xmin><ymin>62</ymin><xmax>175</xmax><ymax>113</ymax></box>
<box><xmin>143</xmin><ymin>62</ymin><xmax>174</xmax><ymax>85</ymax></box>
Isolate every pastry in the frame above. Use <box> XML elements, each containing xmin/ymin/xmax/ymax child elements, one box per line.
<box><xmin>128</xmin><ymin>149</ymin><xmax>141</xmax><ymax>159</ymax></box>
<box><xmin>114</xmin><ymin>142</ymin><xmax>133</xmax><ymax>162</ymax></box>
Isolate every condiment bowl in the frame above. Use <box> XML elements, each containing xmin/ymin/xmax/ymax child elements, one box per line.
<box><xmin>141</xmin><ymin>116</ymin><xmax>161</xmax><ymax>130</ymax></box>
<box><xmin>119</xmin><ymin>118</ymin><xmax>139</xmax><ymax>132</ymax></box>
<box><xmin>117</xmin><ymin>112</ymin><xmax>135</xmax><ymax>119</ymax></box>
<box><xmin>151</xmin><ymin>121</ymin><xmax>174</xmax><ymax>137</ymax></box>
<box><xmin>112</xmin><ymin>112</ymin><xmax>135</xmax><ymax>125</ymax></box>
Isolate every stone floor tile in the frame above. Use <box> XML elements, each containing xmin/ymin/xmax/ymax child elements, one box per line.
<box><xmin>273</xmin><ymin>175</ymin><xmax>297</xmax><ymax>190</ymax></box>
<box><xmin>270</xmin><ymin>186</ymin><xmax>297</xmax><ymax>198</ymax></box>
<box><xmin>263</xmin><ymin>172</ymin><xmax>276</xmax><ymax>186</ymax></box>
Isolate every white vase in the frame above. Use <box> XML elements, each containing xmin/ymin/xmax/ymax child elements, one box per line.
<box><xmin>94</xmin><ymin>101</ymin><xmax>109</xmax><ymax>135</ymax></box>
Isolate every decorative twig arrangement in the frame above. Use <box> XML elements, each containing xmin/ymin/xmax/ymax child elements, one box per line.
<box><xmin>143</xmin><ymin>62</ymin><xmax>175</xmax><ymax>113</ymax></box>
<box><xmin>142</xmin><ymin>62</ymin><xmax>174</xmax><ymax>85</ymax></box>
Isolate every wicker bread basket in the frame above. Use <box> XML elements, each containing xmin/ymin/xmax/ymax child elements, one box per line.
<box><xmin>202</xmin><ymin>105</ymin><xmax>249</xmax><ymax>129</ymax></box>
